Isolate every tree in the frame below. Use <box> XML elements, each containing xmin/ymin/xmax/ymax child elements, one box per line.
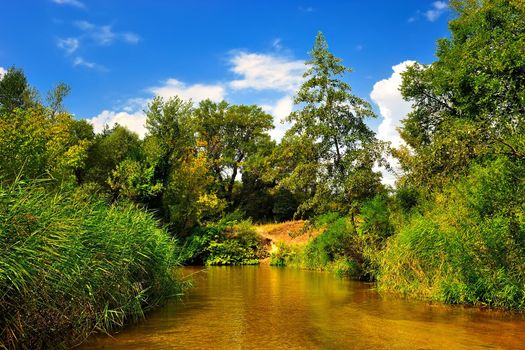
<box><xmin>0</xmin><ymin>70</ymin><xmax>92</xmax><ymax>183</ymax></box>
<box><xmin>285</xmin><ymin>32</ymin><xmax>384</xmax><ymax>215</ymax></box>
<box><xmin>84</xmin><ymin>124</ymin><xmax>142</xmax><ymax>186</ymax></box>
<box><xmin>146</xmin><ymin>96</ymin><xmax>195</xmax><ymax>187</ymax></box>
<box><xmin>194</xmin><ymin>100</ymin><xmax>274</xmax><ymax>202</ymax></box>
<box><xmin>144</xmin><ymin>96</ymin><xmax>226</xmax><ymax>233</ymax></box>
<box><xmin>399</xmin><ymin>0</ymin><xmax>525</xmax><ymax>186</ymax></box>
<box><xmin>0</xmin><ymin>66</ymin><xmax>35</xmax><ymax>114</ymax></box>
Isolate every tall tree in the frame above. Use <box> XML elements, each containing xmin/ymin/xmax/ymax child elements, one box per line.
<box><xmin>286</xmin><ymin>32</ymin><xmax>383</xmax><ymax>214</ymax></box>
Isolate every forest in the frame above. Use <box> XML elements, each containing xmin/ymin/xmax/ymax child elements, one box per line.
<box><xmin>1</xmin><ymin>0</ymin><xmax>524</xmax><ymax>348</ymax></box>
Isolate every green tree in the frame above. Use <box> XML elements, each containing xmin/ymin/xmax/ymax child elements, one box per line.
<box><xmin>0</xmin><ymin>66</ymin><xmax>36</xmax><ymax>114</ymax></box>
<box><xmin>84</xmin><ymin>124</ymin><xmax>142</xmax><ymax>187</ymax></box>
<box><xmin>144</xmin><ymin>96</ymin><xmax>225</xmax><ymax>232</ymax></box>
<box><xmin>146</xmin><ymin>96</ymin><xmax>195</xmax><ymax>187</ymax></box>
<box><xmin>0</xmin><ymin>71</ymin><xmax>92</xmax><ymax>183</ymax></box>
<box><xmin>399</xmin><ymin>0</ymin><xmax>525</xmax><ymax>186</ymax></box>
<box><xmin>286</xmin><ymin>32</ymin><xmax>384</xmax><ymax>215</ymax></box>
<box><xmin>194</xmin><ymin>100</ymin><xmax>274</xmax><ymax>202</ymax></box>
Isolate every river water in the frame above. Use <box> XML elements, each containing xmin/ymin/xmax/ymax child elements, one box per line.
<box><xmin>80</xmin><ymin>265</ymin><xmax>525</xmax><ymax>349</ymax></box>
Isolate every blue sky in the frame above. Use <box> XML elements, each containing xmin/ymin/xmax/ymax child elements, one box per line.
<box><xmin>0</xmin><ymin>0</ymin><xmax>451</xmax><ymax>151</ymax></box>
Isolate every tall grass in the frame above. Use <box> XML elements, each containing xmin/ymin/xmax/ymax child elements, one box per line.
<box><xmin>0</xmin><ymin>180</ymin><xmax>187</xmax><ymax>349</ymax></box>
<box><xmin>377</xmin><ymin>158</ymin><xmax>525</xmax><ymax>310</ymax></box>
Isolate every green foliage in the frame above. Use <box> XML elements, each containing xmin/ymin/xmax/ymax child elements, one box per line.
<box><xmin>359</xmin><ymin>195</ymin><xmax>393</xmax><ymax>239</ymax></box>
<box><xmin>271</xmin><ymin>187</ymin><xmax>299</xmax><ymax>222</ymax></box>
<box><xmin>283</xmin><ymin>32</ymin><xmax>385</xmax><ymax>215</ymax></box>
<box><xmin>84</xmin><ymin>124</ymin><xmax>142</xmax><ymax>187</ymax></box>
<box><xmin>194</xmin><ymin>99</ymin><xmax>274</xmax><ymax>202</ymax></box>
<box><xmin>399</xmin><ymin>0</ymin><xmax>525</xmax><ymax>186</ymax></box>
<box><xmin>311</xmin><ymin>211</ymin><xmax>342</xmax><ymax>228</ymax></box>
<box><xmin>378</xmin><ymin>157</ymin><xmax>525</xmax><ymax>309</ymax></box>
<box><xmin>0</xmin><ymin>66</ymin><xmax>35</xmax><ymax>113</ymax></box>
<box><xmin>108</xmin><ymin>159</ymin><xmax>163</xmax><ymax>202</ymax></box>
<box><xmin>303</xmin><ymin>218</ymin><xmax>353</xmax><ymax>270</ymax></box>
<box><xmin>269</xmin><ymin>242</ymin><xmax>300</xmax><ymax>267</ymax></box>
<box><xmin>0</xmin><ymin>180</ymin><xmax>187</xmax><ymax>349</ymax></box>
<box><xmin>179</xmin><ymin>218</ymin><xmax>268</xmax><ymax>266</ymax></box>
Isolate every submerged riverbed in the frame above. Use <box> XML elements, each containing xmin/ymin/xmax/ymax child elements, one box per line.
<box><xmin>80</xmin><ymin>266</ymin><xmax>525</xmax><ymax>349</ymax></box>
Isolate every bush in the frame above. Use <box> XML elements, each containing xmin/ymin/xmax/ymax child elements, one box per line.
<box><xmin>269</xmin><ymin>242</ymin><xmax>301</xmax><ymax>267</ymax></box>
<box><xmin>303</xmin><ymin>217</ymin><xmax>352</xmax><ymax>270</ymax></box>
<box><xmin>0</xmin><ymin>180</ymin><xmax>186</xmax><ymax>349</ymax></box>
<box><xmin>179</xmin><ymin>217</ymin><xmax>269</xmax><ymax>266</ymax></box>
<box><xmin>377</xmin><ymin>157</ymin><xmax>525</xmax><ymax>309</ymax></box>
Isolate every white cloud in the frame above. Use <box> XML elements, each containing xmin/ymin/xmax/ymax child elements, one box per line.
<box><xmin>229</xmin><ymin>52</ymin><xmax>305</xmax><ymax>93</ymax></box>
<box><xmin>0</xmin><ymin>67</ymin><xmax>6</xmax><ymax>78</ymax></box>
<box><xmin>51</xmin><ymin>0</ymin><xmax>85</xmax><ymax>9</ymax></box>
<box><xmin>370</xmin><ymin>60</ymin><xmax>415</xmax><ymax>186</ymax></box>
<box><xmin>73</xmin><ymin>56</ymin><xmax>94</xmax><ymax>68</ymax></box>
<box><xmin>74</xmin><ymin>21</ymin><xmax>140</xmax><ymax>46</ymax></box>
<box><xmin>57</xmin><ymin>37</ymin><xmax>79</xmax><ymax>54</ymax></box>
<box><xmin>75</xmin><ymin>20</ymin><xmax>94</xmax><ymax>31</ymax></box>
<box><xmin>272</xmin><ymin>38</ymin><xmax>283</xmax><ymax>51</ymax></box>
<box><xmin>299</xmin><ymin>6</ymin><xmax>314</xmax><ymax>12</ymax></box>
<box><xmin>433</xmin><ymin>1</ymin><xmax>449</xmax><ymax>10</ymax></box>
<box><xmin>88</xmin><ymin>79</ymin><xmax>226</xmax><ymax>138</ymax></box>
<box><xmin>122</xmin><ymin>32</ymin><xmax>141</xmax><ymax>44</ymax></box>
<box><xmin>88</xmin><ymin>110</ymin><xmax>147</xmax><ymax>138</ymax></box>
<box><xmin>149</xmin><ymin>79</ymin><xmax>225</xmax><ymax>103</ymax></box>
<box><xmin>371</xmin><ymin>61</ymin><xmax>415</xmax><ymax>148</ymax></box>
<box><xmin>262</xmin><ymin>96</ymin><xmax>294</xmax><ymax>141</ymax></box>
<box><xmin>425</xmin><ymin>1</ymin><xmax>449</xmax><ymax>22</ymax></box>
<box><xmin>73</xmin><ymin>56</ymin><xmax>104</xmax><ymax>70</ymax></box>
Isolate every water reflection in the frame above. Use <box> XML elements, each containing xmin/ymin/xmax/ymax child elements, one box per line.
<box><xmin>80</xmin><ymin>266</ymin><xmax>525</xmax><ymax>349</ymax></box>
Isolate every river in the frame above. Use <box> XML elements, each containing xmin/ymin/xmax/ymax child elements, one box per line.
<box><xmin>80</xmin><ymin>265</ymin><xmax>525</xmax><ymax>349</ymax></box>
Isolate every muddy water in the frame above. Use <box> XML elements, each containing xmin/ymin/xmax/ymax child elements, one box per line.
<box><xmin>80</xmin><ymin>266</ymin><xmax>525</xmax><ymax>349</ymax></box>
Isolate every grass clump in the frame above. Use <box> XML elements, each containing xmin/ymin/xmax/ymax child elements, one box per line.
<box><xmin>0</xmin><ymin>180</ymin><xmax>187</xmax><ymax>349</ymax></box>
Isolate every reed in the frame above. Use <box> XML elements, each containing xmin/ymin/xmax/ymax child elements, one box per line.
<box><xmin>0</xmin><ymin>180</ymin><xmax>187</xmax><ymax>349</ymax></box>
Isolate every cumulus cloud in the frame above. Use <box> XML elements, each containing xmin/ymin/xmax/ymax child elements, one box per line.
<box><xmin>229</xmin><ymin>52</ymin><xmax>305</xmax><ymax>93</ymax></box>
<box><xmin>371</xmin><ymin>61</ymin><xmax>415</xmax><ymax>148</ymax></box>
<box><xmin>149</xmin><ymin>79</ymin><xmax>225</xmax><ymax>103</ymax></box>
<box><xmin>0</xmin><ymin>67</ymin><xmax>6</xmax><ymax>78</ymax></box>
<box><xmin>57</xmin><ymin>37</ymin><xmax>79</xmax><ymax>54</ymax></box>
<box><xmin>425</xmin><ymin>1</ymin><xmax>449</xmax><ymax>22</ymax></box>
<box><xmin>51</xmin><ymin>0</ymin><xmax>85</xmax><ymax>9</ymax></box>
<box><xmin>370</xmin><ymin>60</ymin><xmax>415</xmax><ymax>186</ymax></box>
<box><xmin>262</xmin><ymin>96</ymin><xmax>294</xmax><ymax>141</ymax></box>
<box><xmin>88</xmin><ymin>110</ymin><xmax>147</xmax><ymax>138</ymax></box>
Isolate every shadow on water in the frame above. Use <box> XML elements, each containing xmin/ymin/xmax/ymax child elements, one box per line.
<box><xmin>80</xmin><ymin>265</ymin><xmax>525</xmax><ymax>350</ymax></box>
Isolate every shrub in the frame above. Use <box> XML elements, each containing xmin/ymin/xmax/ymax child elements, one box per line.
<box><xmin>179</xmin><ymin>217</ymin><xmax>269</xmax><ymax>266</ymax></box>
<box><xmin>269</xmin><ymin>242</ymin><xmax>301</xmax><ymax>267</ymax></box>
